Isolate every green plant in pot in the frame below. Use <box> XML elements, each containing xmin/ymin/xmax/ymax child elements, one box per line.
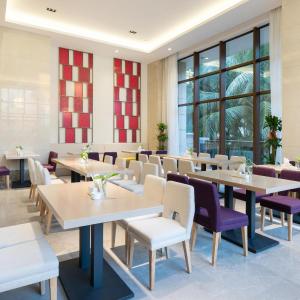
<box><xmin>157</xmin><ymin>122</ymin><xmax>168</xmax><ymax>150</ymax></box>
<box><xmin>264</xmin><ymin>115</ymin><xmax>282</xmax><ymax>165</ymax></box>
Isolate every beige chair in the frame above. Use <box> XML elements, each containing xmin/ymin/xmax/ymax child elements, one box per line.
<box><xmin>111</xmin><ymin>175</ymin><xmax>166</xmax><ymax>261</ymax></box>
<box><xmin>199</xmin><ymin>152</ymin><xmax>211</xmax><ymax>158</ymax></box>
<box><xmin>140</xmin><ymin>163</ymin><xmax>158</xmax><ymax>184</ymax></box>
<box><xmin>229</xmin><ymin>156</ymin><xmax>246</xmax><ymax>172</ymax></box>
<box><xmin>149</xmin><ymin>155</ymin><xmax>163</xmax><ymax>177</ymax></box>
<box><xmin>128</xmin><ymin>181</ymin><xmax>195</xmax><ymax>290</ymax></box>
<box><xmin>139</xmin><ymin>154</ymin><xmax>149</xmax><ymax>163</ymax></box>
<box><xmin>178</xmin><ymin>159</ymin><xmax>195</xmax><ymax>175</ymax></box>
<box><xmin>104</xmin><ymin>155</ymin><xmax>113</xmax><ymax>164</ymax></box>
<box><xmin>214</xmin><ymin>154</ymin><xmax>229</xmax><ymax>170</ymax></box>
<box><xmin>115</xmin><ymin>157</ymin><xmax>126</xmax><ymax>170</ymax></box>
<box><xmin>28</xmin><ymin>158</ymin><xmax>37</xmax><ymax>201</ymax></box>
<box><xmin>163</xmin><ymin>157</ymin><xmax>177</xmax><ymax>176</ymax></box>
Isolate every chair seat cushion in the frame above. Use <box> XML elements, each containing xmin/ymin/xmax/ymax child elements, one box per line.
<box><xmin>217</xmin><ymin>207</ymin><xmax>248</xmax><ymax>231</ymax></box>
<box><xmin>260</xmin><ymin>195</ymin><xmax>300</xmax><ymax>214</ymax></box>
<box><xmin>117</xmin><ymin>213</ymin><xmax>159</xmax><ymax>228</ymax></box>
<box><xmin>0</xmin><ymin>166</ymin><xmax>10</xmax><ymax>176</ymax></box>
<box><xmin>128</xmin><ymin>217</ymin><xmax>187</xmax><ymax>250</ymax></box>
<box><xmin>0</xmin><ymin>222</ymin><xmax>43</xmax><ymax>249</ymax></box>
<box><xmin>0</xmin><ymin>238</ymin><xmax>58</xmax><ymax>292</ymax></box>
<box><xmin>42</xmin><ymin>164</ymin><xmax>55</xmax><ymax>172</ymax></box>
<box><xmin>233</xmin><ymin>188</ymin><xmax>269</xmax><ymax>202</ymax></box>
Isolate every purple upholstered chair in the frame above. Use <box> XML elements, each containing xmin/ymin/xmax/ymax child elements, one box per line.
<box><xmin>167</xmin><ymin>173</ymin><xmax>189</xmax><ymax>184</ymax></box>
<box><xmin>140</xmin><ymin>151</ymin><xmax>152</xmax><ymax>157</ymax></box>
<box><xmin>260</xmin><ymin>169</ymin><xmax>300</xmax><ymax>241</ymax></box>
<box><xmin>88</xmin><ymin>152</ymin><xmax>100</xmax><ymax>161</ymax></box>
<box><xmin>42</xmin><ymin>151</ymin><xmax>58</xmax><ymax>173</ymax></box>
<box><xmin>156</xmin><ymin>150</ymin><xmax>167</xmax><ymax>155</ymax></box>
<box><xmin>189</xmin><ymin>178</ymin><xmax>248</xmax><ymax>266</ymax></box>
<box><xmin>0</xmin><ymin>166</ymin><xmax>10</xmax><ymax>189</ymax></box>
<box><xmin>103</xmin><ymin>152</ymin><xmax>117</xmax><ymax>165</ymax></box>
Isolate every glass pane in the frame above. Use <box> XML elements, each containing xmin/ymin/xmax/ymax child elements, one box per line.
<box><xmin>259</xmin><ymin>94</ymin><xmax>271</xmax><ymax>163</ymax></box>
<box><xmin>260</xmin><ymin>61</ymin><xmax>270</xmax><ymax>91</ymax></box>
<box><xmin>225</xmin><ymin>65</ymin><xmax>253</xmax><ymax>97</ymax></box>
<box><xmin>178</xmin><ymin>56</ymin><xmax>194</xmax><ymax>81</ymax></box>
<box><xmin>260</xmin><ymin>26</ymin><xmax>269</xmax><ymax>57</ymax></box>
<box><xmin>198</xmin><ymin>102</ymin><xmax>219</xmax><ymax>157</ymax></box>
<box><xmin>199</xmin><ymin>46</ymin><xmax>220</xmax><ymax>74</ymax></box>
<box><xmin>178</xmin><ymin>81</ymin><xmax>193</xmax><ymax>104</ymax></box>
<box><xmin>225</xmin><ymin>97</ymin><xmax>253</xmax><ymax>160</ymax></box>
<box><xmin>199</xmin><ymin>75</ymin><xmax>219</xmax><ymax>101</ymax></box>
<box><xmin>178</xmin><ymin>105</ymin><xmax>194</xmax><ymax>155</ymax></box>
<box><xmin>226</xmin><ymin>33</ymin><xmax>253</xmax><ymax>67</ymax></box>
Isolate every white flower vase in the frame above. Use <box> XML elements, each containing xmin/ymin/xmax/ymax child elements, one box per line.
<box><xmin>89</xmin><ymin>180</ymin><xmax>107</xmax><ymax>200</ymax></box>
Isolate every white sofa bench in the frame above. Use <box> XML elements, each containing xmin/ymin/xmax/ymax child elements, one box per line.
<box><xmin>0</xmin><ymin>222</ymin><xmax>58</xmax><ymax>299</ymax></box>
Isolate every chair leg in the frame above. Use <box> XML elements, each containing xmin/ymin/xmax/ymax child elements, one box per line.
<box><xmin>125</xmin><ymin>230</ymin><xmax>129</xmax><ymax>264</ymax></box>
<box><xmin>182</xmin><ymin>240</ymin><xmax>192</xmax><ymax>273</ymax></box>
<box><xmin>127</xmin><ymin>236</ymin><xmax>135</xmax><ymax>268</ymax></box>
<box><xmin>36</xmin><ymin>193</ymin><xmax>40</xmax><ymax>207</ymax></box>
<box><xmin>50</xmin><ymin>277</ymin><xmax>57</xmax><ymax>300</ymax></box>
<box><xmin>241</xmin><ymin>226</ymin><xmax>248</xmax><ymax>256</ymax></box>
<box><xmin>260</xmin><ymin>207</ymin><xmax>266</xmax><ymax>231</ymax></box>
<box><xmin>40</xmin><ymin>281</ymin><xmax>46</xmax><ymax>295</ymax></box>
<box><xmin>281</xmin><ymin>212</ymin><xmax>285</xmax><ymax>226</ymax></box>
<box><xmin>269</xmin><ymin>209</ymin><xmax>273</xmax><ymax>223</ymax></box>
<box><xmin>29</xmin><ymin>185</ymin><xmax>33</xmax><ymax>199</ymax></box>
<box><xmin>212</xmin><ymin>232</ymin><xmax>220</xmax><ymax>266</ymax></box>
<box><xmin>190</xmin><ymin>222</ymin><xmax>197</xmax><ymax>251</ymax></box>
<box><xmin>45</xmin><ymin>211</ymin><xmax>53</xmax><ymax>235</ymax></box>
<box><xmin>111</xmin><ymin>222</ymin><xmax>117</xmax><ymax>248</ymax></box>
<box><xmin>32</xmin><ymin>185</ymin><xmax>36</xmax><ymax>202</ymax></box>
<box><xmin>164</xmin><ymin>247</ymin><xmax>169</xmax><ymax>259</ymax></box>
<box><xmin>149</xmin><ymin>250</ymin><xmax>156</xmax><ymax>290</ymax></box>
<box><xmin>5</xmin><ymin>175</ymin><xmax>9</xmax><ymax>189</ymax></box>
<box><xmin>287</xmin><ymin>214</ymin><xmax>293</xmax><ymax>241</ymax></box>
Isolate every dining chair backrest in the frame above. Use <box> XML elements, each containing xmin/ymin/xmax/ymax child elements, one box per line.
<box><xmin>139</xmin><ymin>154</ymin><xmax>149</xmax><ymax>164</ymax></box>
<box><xmin>128</xmin><ymin>160</ymin><xmax>143</xmax><ymax>184</ymax></box>
<box><xmin>104</xmin><ymin>155</ymin><xmax>113</xmax><ymax>164</ymax></box>
<box><xmin>166</xmin><ymin>173</ymin><xmax>189</xmax><ymax>184</ymax></box>
<box><xmin>178</xmin><ymin>159</ymin><xmax>195</xmax><ymax>175</ymax></box>
<box><xmin>229</xmin><ymin>156</ymin><xmax>246</xmax><ymax>171</ymax></box>
<box><xmin>144</xmin><ymin>175</ymin><xmax>166</xmax><ymax>203</ymax></box>
<box><xmin>115</xmin><ymin>157</ymin><xmax>126</xmax><ymax>170</ymax></box>
<box><xmin>141</xmin><ymin>163</ymin><xmax>158</xmax><ymax>184</ymax></box>
<box><xmin>279</xmin><ymin>169</ymin><xmax>300</xmax><ymax>196</ymax></box>
<box><xmin>199</xmin><ymin>152</ymin><xmax>211</xmax><ymax>158</ymax></box>
<box><xmin>149</xmin><ymin>155</ymin><xmax>162</xmax><ymax>176</ymax></box>
<box><xmin>103</xmin><ymin>152</ymin><xmax>117</xmax><ymax>164</ymax></box>
<box><xmin>163</xmin><ymin>157</ymin><xmax>177</xmax><ymax>175</ymax></box>
<box><xmin>42</xmin><ymin>167</ymin><xmax>52</xmax><ymax>185</ymax></box>
<box><xmin>140</xmin><ymin>150</ymin><xmax>152</xmax><ymax>157</ymax></box>
<box><xmin>88</xmin><ymin>152</ymin><xmax>100</xmax><ymax>161</ymax></box>
<box><xmin>28</xmin><ymin>158</ymin><xmax>37</xmax><ymax>185</ymax></box>
<box><xmin>188</xmin><ymin>178</ymin><xmax>221</xmax><ymax>232</ymax></box>
<box><xmin>253</xmin><ymin>166</ymin><xmax>276</xmax><ymax>177</ymax></box>
<box><xmin>215</xmin><ymin>154</ymin><xmax>229</xmax><ymax>170</ymax></box>
<box><xmin>156</xmin><ymin>150</ymin><xmax>167</xmax><ymax>155</ymax></box>
<box><xmin>192</xmin><ymin>152</ymin><xmax>198</xmax><ymax>159</ymax></box>
<box><xmin>34</xmin><ymin>161</ymin><xmax>44</xmax><ymax>185</ymax></box>
<box><xmin>48</xmin><ymin>151</ymin><xmax>58</xmax><ymax>171</ymax></box>
<box><xmin>163</xmin><ymin>181</ymin><xmax>195</xmax><ymax>236</ymax></box>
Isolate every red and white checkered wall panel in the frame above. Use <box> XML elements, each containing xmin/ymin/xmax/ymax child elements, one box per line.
<box><xmin>113</xmin><ymin>58</ymin><xmax>141</xmax><ymax>143</ymax></box>
<box><xmin>59</xmin><ymin>48</ymin><xmax>93</xmax><ymax>143</ymax></box>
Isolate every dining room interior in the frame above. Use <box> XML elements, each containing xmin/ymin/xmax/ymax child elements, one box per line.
<box><xmin>1</xmin><ymin>0</ymin><xmax>300</xmax><ymax>299</ymax></box>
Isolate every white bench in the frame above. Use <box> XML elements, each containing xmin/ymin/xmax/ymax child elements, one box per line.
<box><xmin>0</xmin><ymin>222</ymin><xmax>58</xmax><ymax>299</ymax></box>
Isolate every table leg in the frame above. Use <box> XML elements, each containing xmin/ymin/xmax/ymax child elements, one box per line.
<box><xmin>79</xmin><ymin>226</ymin><xmax>90</xmax><ymax>270</ymax></box>
<box><xmin>71</xmin><ymin>171</ymin><xmax>81</xmax><ymax>183</ymax></box>
<box><xmin>12</xmin><ymin>159</ymin><xmax>31</xmax><ymax>188</ymax></box>
<box><xmin>245</xmin><ymin>190</ymin><xmax>256</xmax><ymax>239</ymax></box>
<box><xmin>19</xmin><ymin>159</ymin><xmax>25</xmax><ymax>185</ymax></box>
<box><xmin>91</xmin><ymin>224</ymin><xmax>103</xmax><ymax>288</ymax></box>
<box><xmin>224</xmin><ymin>185</ymin><xmax>233</xmax><ymax>209</ymax></box>
<box><xmin>201</xmin><ymin>163</ymin><xmax>206</xmax><ymax>171</ymax></box>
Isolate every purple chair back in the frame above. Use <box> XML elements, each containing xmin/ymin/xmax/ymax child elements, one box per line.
<box><xmin>253</xmin><ymin>166</ymin><xmax>276</xmax><ymax>177</ymax></box>
<box><xmin>48</xmin><ymin>151</ymin><xmax>58</xmax><ymax>172</ymax></box>
<box><xmin>167</xmin><ymin>173</ymin><xmax>189</xmax><ymax>184</ymax></box>
<box><xmin>189</xmin><ymin>178</ymin><xmax>221</xmax><ymax>232</ymax></box>
<box><xmin>279</xmin><ymin>170</ymin><xmax>300</xmax><ymax>196</ymax></box>
<box><xmin>140</xmin><ymin>151</ymin><xmax>152</xmax><ymax>157</ymax></box>
<box><xmin>103</xmin><ymin>152</ymin><xmax>117</xmax><ymax>164</ymax></box>
<box><xmin>156</xmin><ymin>150</ymin><xmax>167</xmax><ymax>155</ymax></box>
<box><xmin>88</xmin><ymin>152</ymin><xmax>100</xmax><ymax>161</ymax></box>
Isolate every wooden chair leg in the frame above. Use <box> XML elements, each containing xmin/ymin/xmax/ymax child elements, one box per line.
<box><xmin>111</xmin><ymin>222</ymin><xmax>117</xmax><ymax>248</ymax></box>
<box><xmin>149</xmin><ymin>250</ymin><xmax>156</xmax><ymax>290</ymax></box>
<box><xmin>125</xmin><ymin>230</ymin><xmax>129</xmax><ymax>264</ymax></box>
<box><xmin>269</xmin><ymin>209</ymin><xmax>273</xmax><ymax>223</ymax></box>
<box><xmin>36</xmin><ymin>193</ymin><xmax>40</xmax><ymax>207</ymax></box>
<box><xmin>29</xmin><ymin>185</ymin><xmax>33</xmax><ymax>199</ymax></box>
<box><xmin>32</xmin><ymin>185</ymin><xmax>36</xmax><ymax>202</ymax></box>
<box><xmin>182</xmin><ymin>240</ymin><xmax>192</xmax><ymax>273</ymax></box>
<box><xmin>45</xmin><ymin>211</ymin><xmax>53</xmax><ymax>235</ymax></box>
<box><xmin>164</xmin><ymin>247</ymin><xmax>168</xmax><ymax>259</ymax></box>
<box><xmin>50</xmin><ymin>277</ymin><xmax>57</xmax><ymax>300</ymax></box>
<box><xmin>5</xmin><ymin>175</ymin><xmax>9</xmax><ymax>189</ymax></box>
<box><xmin>40</xmin><ymin>281</ymin><xmax>46</xmax><ymax>295</ymax></box>
<box><xmin>212</xmin><ymin>232</ymin><xmax>220</xmax><ymax>266</ymax></box>
<box><xmin>190</xmin><ymin>222</ymin><xmax>197</xmax><ymax>250</ymax></box>
<box><xmin>260</xmin><ymin>207</ymin><xmax>266</xmax><ymax>231</ymax></box>
<box><xmin>127</xmin><ymin>237</ymin><xmax>135</xmax><ymax>268</ymax></box>
<box><xmin>281</xmin><ymin>212</ymin><xmax>285</xmax><ymax>226</ymax></box>
<box><xmin>241</xmin><ymin>226</ymin><xmax>248</xmax><ymax>256</ymax></box>
<box><xmin>287</xmin><ymin>214</ymin><xmax>293</xmax><ymax>241</ymax></box>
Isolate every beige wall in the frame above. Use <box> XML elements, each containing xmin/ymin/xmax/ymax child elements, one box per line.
<box><xmin>281</xmin><ymin>0</ymin><xmax>300</xmax><ymax>160</ymax></box>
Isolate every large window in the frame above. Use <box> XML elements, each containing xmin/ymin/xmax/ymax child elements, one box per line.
<box><xmin>178</xmin><ymin>25</ymin><xmax>271</xmax><ymax>163</ymax></box>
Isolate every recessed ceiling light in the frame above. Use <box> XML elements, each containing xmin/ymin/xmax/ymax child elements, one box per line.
<box><xmin>168</xmin><ymin>48</ymin><xmax>172</xmax><ymax>51</ymax></box>
<box><xmin>46</xmin><ymin>7</ymin><xmax>56</xmax><ymax>13</ymax></box>
<box><xmin>129</xmin><ymin>30</ymin><xmax>137</xmax><ymax>35</ymax></box>
<box><xmin>114</xmin><ymin>49</ymin><xmax>119</xmax><ymax>53</ymax></box>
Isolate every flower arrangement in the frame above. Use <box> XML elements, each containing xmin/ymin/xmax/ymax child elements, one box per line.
<box><xmin>16</xmin><ymin>145</ymin><xmax>23</xmax><ymax>156</ymax></box>
<box><xmin>80</xmin><ymin>144</ymin><xmax>91</xmax><ymax>162</ymax></box>
<box><xmin>90</xmin><ymin>173</ymin><xmax>119</xmax><ymax>199</ymax></box>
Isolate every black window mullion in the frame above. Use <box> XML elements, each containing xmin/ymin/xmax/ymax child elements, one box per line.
<box><xmin>219</xmin><ymin>41</ymin><xmax>226</xmax><ymax>154</ymax></box>
<box><xmin>193</xmin><ymin>52</ymin><xmax>200</xmax><ymax>152</ymax></box>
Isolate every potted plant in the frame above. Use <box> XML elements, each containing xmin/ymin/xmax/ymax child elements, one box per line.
<box><xmin>16</xmin><ymin>145</ymin><xmax>23</xmax><ymax>156</ymax></box>
<box><xmin>264</xmin><ymin>115</ymin><xmax>282</xmax><ymax>165</ymax></box>
<box><xmin>157</xmin><ymin>122</ymin><xmax>168</xmax><ymax>150</ymax></box>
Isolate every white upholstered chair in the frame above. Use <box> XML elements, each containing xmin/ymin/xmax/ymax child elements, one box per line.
<box><xmin>162</xmin><ymin>157</ymin><xmax>177</xmax><ymax>176</ymax></box>
<box><xmin>127</xmin><ymin>181</ymin><xmax>195</xmax><ymax>290</ymax></box>
<box><xmin>178</xmin><ymin>159</ymin><xmax>195</xmax><ymax>175</ymax></box>
<box><xmin>229</xmin><ymin>156</ymin><xmax>246</xmax><ymax>172</ymax></box>
<box><xmin>104</xmin><ymin>155</ymin><xmax>113</xmax><ymax>164</ymax></box>
<box><xmin>28</xmin><ymin>158</ymin><xmax>38</xmax><ymax>200</ymax></box>
<box><xmin>149</xmin><ymin>155</ymin><xmax>163</xmax><ymax>177</ymax></box>
<box><xmin>138</xmin><ymin>153</ymin><xmax>149</xmax><ymax>163</ymax></box>
<box><xmin>214</xmin><ymin>154</ymin><xmax>229</xmax><ymax>170</ymax></box>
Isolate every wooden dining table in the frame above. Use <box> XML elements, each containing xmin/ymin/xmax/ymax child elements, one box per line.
<box><xmin>188</xmin><ymin>170</ymin><xmax>300</xmax><ymax>253</ymax></box>
<box><xmin>38</xmin><ymin>181</ymin><xmax>163</xmax><ymax>300</ymax></box>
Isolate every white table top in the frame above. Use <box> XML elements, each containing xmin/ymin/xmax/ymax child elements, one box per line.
<box><xmin>122</xmin><ymin>150</ymin><xmax>156</xmax><ymax>154</ymax></box>
<box><xmin>188</xmin><ymin>170</ymin><xmax>300</xmax><ymax>194</ymax></box>
<box><xmin>165</xmin><ymin>155</ymin><xmax>225</xmax><ymax>166</ymax></box>
<box><xmin>5</xmin><ymin>152</ymin><xmax>40</xmax><ymax>160</ymax></box>
<box><xmin>38</xmin><ymin>182</ymin><xmax>163</xmax><ymax>229</ymax></box>
<box><xmin>53</xmin><ymin>158</ymin><xmax>116</xmax><ymax>177</ymax></box>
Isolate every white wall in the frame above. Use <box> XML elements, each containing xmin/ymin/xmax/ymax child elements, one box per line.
<box><xmin>0</xmin><ymin>26</ymin><xmax>148</xmax><ymax>170</ymax></box>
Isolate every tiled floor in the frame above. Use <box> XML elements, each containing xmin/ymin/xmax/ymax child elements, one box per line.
<box><xmin>1</xmin><ymin>186</ymin><xmax>300</xmax><ymax>300</ymax></box>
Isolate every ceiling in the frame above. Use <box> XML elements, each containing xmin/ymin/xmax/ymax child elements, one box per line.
<box><xmin>0</xmin><ymin>0</ymin><xmax>281</xmax><ymax>62</ymax></box>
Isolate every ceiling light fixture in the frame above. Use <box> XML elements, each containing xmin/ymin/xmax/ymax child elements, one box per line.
<box><xmin>46</xmin><ymin>8</ymin><xmax>56</xmax><ymax>13</ymax></box>
<box><xmin>168</xmin><ymin>48</ymin><xmax>172</xmax><ymax>51</ymax></box>
<box><xmin>129</xmin><ymin>30</ymin><xmax>137</xmax><ymax>35</ymax></box>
